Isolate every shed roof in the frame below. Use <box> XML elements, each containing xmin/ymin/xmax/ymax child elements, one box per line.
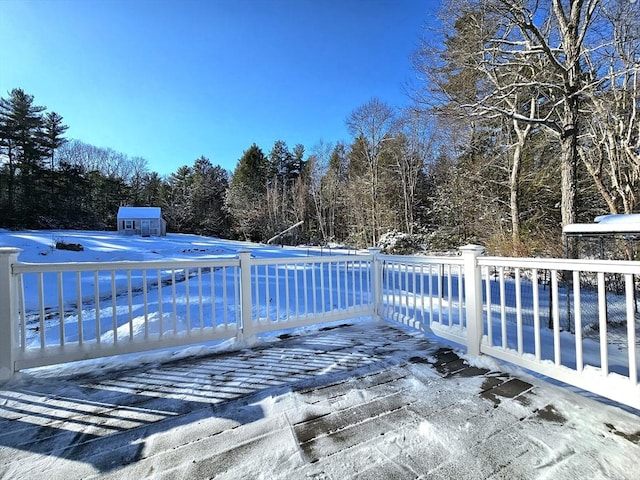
<box><xmin>563</xmin><ymin>214</ymin><xmax>640</xmax><ymax>236</ymax></box>
<box><xmin>117</xmin><ymin>207</ymin><xmax>163</xmax><ymax>219</ymax></box>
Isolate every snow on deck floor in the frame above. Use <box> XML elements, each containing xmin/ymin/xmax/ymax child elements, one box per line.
<box><xmin>1</xmin><ymin>320</ymin><xmax>639</xmax><ymax>480</ymax></box>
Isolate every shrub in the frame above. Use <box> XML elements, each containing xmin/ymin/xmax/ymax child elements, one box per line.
<box><xmin>55</xmin><ymin>240</ymin><xmax>84</xmax><ymax>252</ymax></box>
<box><xmin>378</xmin><ymin>231</ymin><xmax>423</xmax><ymax>255</ymax></box>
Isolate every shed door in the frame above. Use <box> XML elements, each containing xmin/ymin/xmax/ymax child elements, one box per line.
<box><xmin>141</xmin><ymin>220</ymin><xmax>151</xmax><ymax>237</ymax></box>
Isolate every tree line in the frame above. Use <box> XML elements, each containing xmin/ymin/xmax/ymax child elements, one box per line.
<box><xmin>413</xmin><ymin>0</ymin><xmax>640</xmax><ymax>255</ymax></box>
<box><xmin>1</xmin><ymin>0</ymin><xmax>639</xmax><ymax>255</ymax></box>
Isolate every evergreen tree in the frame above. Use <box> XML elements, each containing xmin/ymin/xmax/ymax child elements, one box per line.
<box><xmin>42</xmin><ymin>111</ymin><xmax>68</xmax><ymax>171</ymax></box>
<box><xmin>226</xmin><ymin>144</ymin><xmax>268</xmax><ymax>240</ymax></box>
<box><xmin>190</xmin><ymin>156</ymin><xmax>230</xmax><ymax>237</ymax></box>
<box><xmin>0</xmin><ymin>88</ymin><xmax>47</xmax><ymax>225</ymax></box>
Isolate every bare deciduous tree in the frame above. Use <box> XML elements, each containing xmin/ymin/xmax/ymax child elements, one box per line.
<box><xmin>346</xmin><ymin>98</ymin><xmax>396</xmax><ymax>244</ymax></box>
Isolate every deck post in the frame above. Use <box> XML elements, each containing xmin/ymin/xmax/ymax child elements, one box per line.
<box><xmin>238</xmin><ymin>250</ymin><xmax>254</xmax><ymax>340</ymax></box>
<box><xmin>368</xmin><ymin>247</ymin><xmax>382</xmax><ymax>320</ymax></box>
<box><xmin>460</xmin><ymin>244</ymin><xmax>485</xmax><ymax>357</ymax></box>
<box><xmin>0</xmin><ymin>248</ymin><xmax>21</xmax><ymax>380</ymax></box>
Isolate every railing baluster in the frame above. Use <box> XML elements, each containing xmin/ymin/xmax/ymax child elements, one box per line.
<box><xmin>419</xmin><ymin>264</ymin><xmax>426</xmax><ymax>327</ymax></box>
<box><xmin>265</xmin><ymin>264</ymin><xmax>271</xmax><ymax>321</ymax></box>
<box><xmin>428</xmin><ymin>264</ymin><xmax>434</xmax><ymax>325</ymax></box>
<box><xmin>551</xmin><ymin>270</ymin><xmax>560</xmax><ymax>366</ymax></box>
<box><xmin>158</xmin><ymin>269</ymin><xmax>163</xmax><ymax>337</ymax></box>
<box><xmin>18</xmin><ymin>274</ymin><xmax>26</xmax><ymax>351</ymax></box>
<box><xmin>295</xmin><ymin>262</ymin><xmax>300</xmax><ymax>317</ymax></box>
<box><xmin>38</xmin><ymin>273</ymin><xmax>45</xmax><ymax>348</ymax></box>
<box><xmin>311</xmin><ymin>261</ymin><xmax>317</xmax><ymax>315</ymax></box>
<box><xmin>111</xmin><ymin>270</ymin><xmax>117</xmax><ymax>344</ymax></box>
<box><xmin>317</xmin><ymin>261</ymin><xmax>323</xmax><ymax>314</ymax></box>
<box><xmin>128</xmin><ymin>270</ymin><xmax>134</xmax><ymax>339</ymax></box>
<box><xmin>143</xmin><ymin>270</ymin><xmax>149</xmax><ymax>339</ymax></box>
<box><xmin>285</xmin><ymin>264</ymin><xmax>291</xmax><ymax>320</ymax></box>
<box><xmin>382</xmin><ymin>261</ymin><xmax>389</xmax><ymax>317</ymax></box>
<box><xmin>625</xmin><ymin>273</ymin><xmax>637</xmax><ymax>386</ymax></box>
<box><xmin>76</xmin><ymin>272</ymin><xmax>83</xmax><ymax>346</ymax></box>
<box><xmin>234</xmin><ymin>266</ymin><xmax>240</xmax><ymax>325</ymax></box>
<box><xmin>573</xmin><ymin>270</ymin><xmax>582</xmax><ymax>371</ymax></box>
<box><xmin>390</xmin><ymin>262</ymin><xmax>396</xmax><ymax>316</ymax></box>
<box><xmin>499</xmin><ymin>267</ymin><xmax>506</xmax><ymax>349</ymax></box>
<box><xmin>437</xmin><ymin>264</ymin><xmax>443</xmax><ymax>325</ymax></box>
<box><xmin>328</xmin><ymin>261</ymin><xmax>333</xmax><ymax>312</ymax></box>
<box><xmin>254</xmin><ymin>264</ymin><xmax>260</xmax><ymax>323</ymax></box>
<box><xmin>352</xmin><ymin>260</ymin><xmax>357</xmax><ymax>309</ymax></box>
<box><xmin>94</xmin><ymin>270</ymin><xmax>100</xmax><ymax>344</ymax></box>
<box><xmin>404</xmin><ymin>263</ymin><xmax>409</xmax><ymax>318</ymax></box>
<box><xmin>532</xmin><ymin>268</ymin><xmax>540</xmax><ymax>361</ymax></box>
<box><xmin>396</xmin><ymin>262</ymin><xmax>401</xmax><ymax>316</ymax></box>
<box><xmin>457</xmin><ymin>265</ymin><xmax>464</xmax><ymax>327</ymax></box>
<box><xmin>412</xmin><ymin>264</ymin><xmax>417</xmax><ymax>323</ymax></box>
<box><xmin>304</xmin><ymin>262</ymin><xmax>309</xmax><ymax>315</ymax></box>
<box><xmin>58</xmin><ymin>272</ymin><xmax>65</xmax><ymax>347</ymax></box>
<box><xmin>446</xmin><ymin>264</ymin><xmax>452</xmax><ymax>326</ymax></box>
<box><xmin>484</xmin><ymin>266</ymin><xmax>492</xmax><ymax>347</ymax></box>
<box><xmin>222</xmin><ymin>266</ymin><xmax>228</xmax><ymax>328</ymax></box>
<box><xmin>597</xmin><ymin>271</ymin><xmax>608</xmax><ymax>375</ymax></box>
<box><xmin>184</xmin><ymin>268</ymin><xmax>190</xmax><ymax>334</ymax></box>
<box><xmin>359</xmin><ymin>260</ymin><xmax>364</xmax><ymax>308</ymax></box>
<box><xmin>210</xmin><ymin>268</ymin><xmax>217</xmax><ymax>328</ymax></box>
<box><xmin>275</xmin><ymin>264</ymin><xmax>281</xmax><ymax>319</ymax></box>
<box><xmin>171</xmin><ymin>269</ymin><xmax>177</xmax><ymax>334</ymax></box>
<box><xmin>198</xmin><ymin>268</ymin><xmax>204</xmax><ymax>330</ymax></box>
<box><xmin>515</xmin><ymin>268</ymin><xmax>523</xmax><ymax>354</ymax></box>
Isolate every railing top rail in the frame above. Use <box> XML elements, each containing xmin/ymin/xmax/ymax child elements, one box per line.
<box><xmin>479</xmin><ymin>255</ymin><xmax>640</xmax><ymax>274</ymax></box>
<box><xmin>249</xmin><ymin>254</ymin><xmax>373</xmax><ymax>266</ymax></box>
<box><xmin>378</xmin><ymin>253</ymin><xmax>465</xmax><ymax>266</ymax></box>
<box><xmin>13</xmin><ymin>257</ymin><xmax>241</xmax><ymax>274</ymax></box>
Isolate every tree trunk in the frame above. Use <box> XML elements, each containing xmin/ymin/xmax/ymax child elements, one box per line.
<box><xmin>510</xmin><ymin>142</ymin><xmax>522</xmax><ymax>243</ymax></box>
<box><xmin>559</xmin><ymin>102</ymin><xmax>579</xmax><ymax>227</ymax></box>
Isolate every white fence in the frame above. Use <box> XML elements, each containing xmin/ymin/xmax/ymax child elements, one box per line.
<box><xmin>377</xmin><ymin>246</ymin><xmax>640</xmax><ymax>410</ymax></box>
<box><xmin>1</xmin><ymin>245</ymin><xmax>639</xmax><ymax>410</ymax></box>
<box><xmin>0</xmin><ymin>248</ymin><xmax>374</xmax><ymax>376</ymax></box>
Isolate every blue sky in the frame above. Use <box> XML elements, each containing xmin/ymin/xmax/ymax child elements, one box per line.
<box><xmin>0</xmin><ymin>0</ymin><xmax>438</xmax><ymax>175</ymax></box>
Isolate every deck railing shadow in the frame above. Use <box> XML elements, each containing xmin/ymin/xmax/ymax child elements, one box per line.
<box><xmin>0</xmin><ymin>322</ymin><xmax>436</xmax><ymax>472</ymax></box>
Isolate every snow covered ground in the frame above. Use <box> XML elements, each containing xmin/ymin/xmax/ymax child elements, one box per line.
<box><xmin>0</xmin><ymin>230</ymin><xmax>639</xmax><ymax>478</ymax></box>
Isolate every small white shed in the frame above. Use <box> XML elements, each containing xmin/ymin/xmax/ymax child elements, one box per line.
<box><xmin>117</xmin><ymin>207</ymin><xmax>167</xmax><ymax>237</ymax></box>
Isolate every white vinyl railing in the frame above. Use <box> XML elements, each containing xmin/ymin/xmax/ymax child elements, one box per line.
<box><xmin>477</xmin><ymin>255</ymin><xmax>640</xmax><ymax>408</ymax></box>
<box><xmin>246</xmin><ymin>255</ymin><xmax>373</xmax><ymax>334</ymax></box>
<box><xmin>0</xmin><ymin>249</ymin><xmax>374</xmax><ymax>375</ymax></box>
<box><xmin>376</xmin><ymin>246</ymin><xmax>640</xmax><ymax>410</ymax></box>
<box><xmin>1</xmin><ymin>244</ymin><xmax>639</xmax><ymax>410</ymax></box>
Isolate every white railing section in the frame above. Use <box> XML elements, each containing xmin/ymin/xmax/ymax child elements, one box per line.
<box><xmin>12</xmin><ymin>256</ymin><xmax>243</xmax><ymax>371</ymax></box>
<box><xmin>374</xmin><ymin>246</ymin><xmax>640</xmax><ymax>410</ymax></box>
<box><xmin>378</xmin><ymin>252</ymin><xmax>466</xmax><ymax>345</ymax></box>
<box><xmin>477</xmin><ymin>255</ymin><xmax>640</xmax><ymax>409</ymax></box>
<box><xmin>246</xmin><ymin>255</ymin><xmax>373</xmax><ymax>335</ymax></box>
<box><xmin>0</xmin><ymin>248</ymin><xmax>375</xmax><ymax>375</ymax></box>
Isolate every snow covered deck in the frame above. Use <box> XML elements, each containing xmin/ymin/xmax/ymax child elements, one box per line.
<box><xmin>1</xmin><ymin>320</ymin><xmax>639</xmax><ymax>479</ymax></box>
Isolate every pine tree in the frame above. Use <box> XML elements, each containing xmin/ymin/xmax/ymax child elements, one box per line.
<box><xmin>225</xmin><ymin>144</ymin><xmax>268</xmax><ymax>240</ymax></box>
<box><xmin>0</xmin><ymin>88</ymin><xmax>47</xmax><ymax>225</ymax></box>
<box><xmin>42</xmin><ymin>111</ymin><xmax>68</xmax><ymax>171</ymax></box>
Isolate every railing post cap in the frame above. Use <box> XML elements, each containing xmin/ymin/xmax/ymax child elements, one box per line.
<box><xmin>460</xmin><ymin>244</ymin><xmax>484</xmax><ymax>254</ymax></box>
<box><xmin>0</xmin><ymin>247</ymin><xmax>22</xmax><ymax>256</ymax></box>
<box><xmin>368</xmin><ymin>247</ymin><xmax>382</xmax><ymax>254</ymax></box>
